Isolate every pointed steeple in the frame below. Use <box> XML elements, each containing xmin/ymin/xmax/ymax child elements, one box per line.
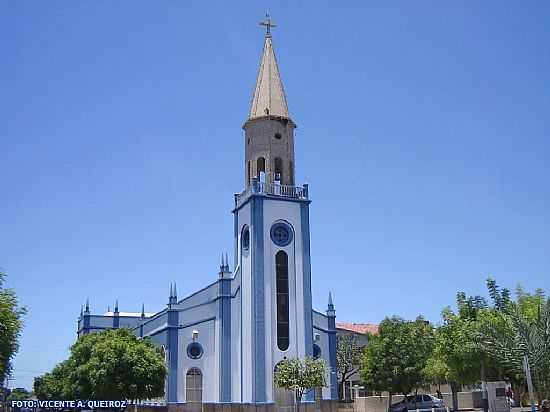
<box><xmin>114</xmin><ymin>299</ymin><xmax>119</xmax><ymax>313</ymax></box>
<box><xmin>327</xmin><ymin>292</ymin><xmax>335</xmax><ymax>317</ymax></box>
<box><xmin>243</xmin><ymin>16</ymin><xmax>297</xmax><ymax>189</ymax></box>
<box><xmin>80</xmin><ymin>304</ymin><xmax>84</xmax><ymax>317</ymax></box>
<box><xmin>168</xmin><ymin>283</ymin><xmax>174</xmax><ymax>305</ymax></box>
<box><xmin>219</xmin><ymin>252</ymin><xmax>231</xmax><ymax>278</ymax></box>
<box><xmin>249</xmin><ymin>15</ymin><xmax>290</xmax><ymax>121</ymax></box>
<box><xmin>141</xmin><ymin>303</ymin><xmax>145</xmax><ymax>318</ymax></box>
<box><xmin>85</xmin><ymin>298</ymin><xmax>90</xmax><ymax>313</ymax></box>
<box><xmin>173</xmin><ymin>283</ymin><xmax>177</xmax><ymax>301</ymax></box>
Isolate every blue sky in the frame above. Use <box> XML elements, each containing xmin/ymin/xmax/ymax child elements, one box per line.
<box><xmin>1</xmin><ymin>1</ymin><xmax>549</xmax><ymax>390</ymax></box>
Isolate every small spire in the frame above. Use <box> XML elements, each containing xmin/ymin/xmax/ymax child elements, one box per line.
<box><xmin>80</xmin><ymin>304</ymin><xmax>83</xmax><ymax>317</ymax></box>
<box><xmin>173</xmin><ymin>283</ymin><xmax>177</xmax><ymax>299</ymax></box>
<box><xmin>141</xmin><ymin>303</ymin><xmax>145</xmax><ymax>318</ymax></box>
<box><xmin>170</xmin><ymin>283</ymin><xmax>173</xmax><ymax>298</ymax></box>
<box><xmin>327</xmin><ymin>292</ymin><xmax>335</xmax><ymax>313</ymax></box>
<box><xmin>225</xmin><ymin>253</ymin><xmax>229</xmax><ymax>271</ymax></box>
<box><xmin>114</xmin><ymin>299</ymin><xmax>119</xmax><ymax>313</ymax></box>
<box><xmin>85</xmin><ymin>298</ymin><xmax>90</xmax><ymax>313</ymax></box>
<box><xmin>220</xmin><ymin>253</ymin><xmax>225</xmax><ymax>271</ymax></box>
<box><xmin>107</xmin><ymin>305</ymin><xmax>111</xmax><ymax>312</ymax></box>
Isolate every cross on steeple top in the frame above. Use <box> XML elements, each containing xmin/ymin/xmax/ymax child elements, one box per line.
<box><xmin>259</xmin><ymin>13</ymin><xmax>276</xmax><ymax>37</ymax></box>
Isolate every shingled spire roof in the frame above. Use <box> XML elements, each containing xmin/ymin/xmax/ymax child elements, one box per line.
<box><xmin>248</xmin><ymin>16</ymin><xmax>290</xmax><ymax>121</ymax></box>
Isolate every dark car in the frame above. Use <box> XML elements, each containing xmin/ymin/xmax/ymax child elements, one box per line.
<box><xmin>391</xmin><ymin>394</ymin><xmax>446</xmax><ymax>412</ymax></box>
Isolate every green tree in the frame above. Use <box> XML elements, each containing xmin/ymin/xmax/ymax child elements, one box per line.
<box><xmin>274</xmin><ymin>357</ymin><xmax>326</xmax><ymax>412</ymax></box>
<box><xmin>361</xmin><ymin>316</ymin><xmax>434</xmax><ymax>410</ymax></box>
<box><xmin>478</xmin><ymin>287</ymin><xmax>550</xmax><ymax>404</ymax></box>
<box><xmin>0</xmin><ymin>271</ymin><xmax>26</xmax><ymax>384</ymax></box>
<box><xmin>422</xmin><ymin>356</ymin><xmax>450</xmax><ymax>389</ymax></box>
<box><xmin>34</xmin><ymin>328</ymin><xmax>166</xmax><ymax>402</ymax></box>
<box><xmin>6</xmin><ymin>388</ymin><xmax>32</xmax><ymax>401</ymax></box>
<box><xmin>336</xmin><ymin>334</ymin><xmax>363</xmax><ymax>400</ymax></box>
<box><xmin>426</xmin><ymin>307</ymin><xmax>483</xmax><ymax>411</ymax></box>
<box><xmin>425</xmin><ymin>280</ymin><xmax>515</xmax><ymax>411</ymax></box>
<box><xmin>34</xmin><ymin>360</ymin><xmax>78</xmax><ymax>400</ymax></box>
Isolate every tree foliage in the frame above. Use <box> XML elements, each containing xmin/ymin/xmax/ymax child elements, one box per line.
<box><xmin>477</xmin><ymin>287</ymin><xmax>550</xmax><ymax>401</ymax></box>
<box><xmin>274</xmin><ymin>357</ymin><xmax>326</xmax><ymax>411</ymax></box>
<box><xmin>337</xmin><ymin>334</ymin><xmax>363</xmax><ymax>400</ymax></box>
<box><xmin>34</xmin><ymin>328</ymin><xmax>166</xmax><ymax>401</ymax></box>
<box><xmin>361</xmin><ymin>316</ymin><xmax>434</xmax><ymax>397</ymax></box>
<box><xmin>6</xmin><ymin>388</ymin><xmax>32</xmax><ymax>402</ymax></box>
<box><xmin>0</xmin><ymin>271</ymin><xmax>26</xmax><ymax>384</ymax></box>
<box><xmin>424</xmin><ymin>288</ymin><xmax>494</xmax><ymax>411</ymax></box>
<box><xmin>33</xmin><ymin>360</ymin><xmax>75</xmax><ymax>400</ymax></box>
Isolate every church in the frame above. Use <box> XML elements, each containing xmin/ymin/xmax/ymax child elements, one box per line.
<box><xmin>77</xmin><ymin>17</ymin><xmax>339</xmax><ymax>412</ymax></box>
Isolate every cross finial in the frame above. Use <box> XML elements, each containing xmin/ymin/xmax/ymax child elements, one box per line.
<box><xmin>259</xmin><ymin>13</ymin><xmax>277</xmax><ymax>37</ymax></box>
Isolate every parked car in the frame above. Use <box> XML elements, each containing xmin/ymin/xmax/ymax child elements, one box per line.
<box><xmin>391</xmin><ymin>394</ymin><xmax>446</xmax><ymax>412</ymax></box>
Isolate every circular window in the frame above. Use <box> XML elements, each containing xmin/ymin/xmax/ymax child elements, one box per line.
<box><xmin>313</xmin><ymin>344</ymin><xmax>321</xmax><ymax>359</ymax></box>
<box><xmin>270</xmin><ymin>222</ymin><xmax>293</xmax><ymax>247</ymax></box>
<box><xmin>187</xmin><ymin>342</ymin><xmax>203</xmax><ymax>359</ymax></box>
<box><xmin>242</xmin><ymin>226</ymin><xmax>250</xmax><ymax>251</ymax></box>
<box><xmin>274</xmin><ymin>133</ymin><xmax>282</xmax><ymax>140</ymax></box>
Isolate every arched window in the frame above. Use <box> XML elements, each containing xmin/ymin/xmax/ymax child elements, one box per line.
<box><xmin>241</xmin><ymin>225</ymin><xmax>250</xmax><ymax>252</ymax></box>
<box><xmin>276</xmin><ymin>251</ymin><xmax>289</xmax><ymax>351</ymax></box>
<box><xmin>274</xmin><ymin>157</ymin><xmax>283</xmax><ymax>182</ymax></box>
<box><xmin>257</xmin><ymin>157</ymin><xmax>266</xmax><ymax>183</ymax></box>
<box><xmin>186</xmin><ymin>368</ymin><xmax>202</xmax><ymax>412</ymax></box>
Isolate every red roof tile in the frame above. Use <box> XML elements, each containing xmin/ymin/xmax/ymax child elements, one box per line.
<box><xmin>336</xmin><ymin>322</ymin><xmax>379</xmax><ymax>335</ymax></box>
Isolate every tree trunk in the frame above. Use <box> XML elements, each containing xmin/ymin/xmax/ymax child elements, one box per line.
<box><xmin>450</xmin><ymin>383</ymin><xmax>459</xmax><ymax>412</ymax></box>
<box><xmin>388</xmin><ymin>392</ymin><xmax>393</xmax><ymax>412</ymax></box>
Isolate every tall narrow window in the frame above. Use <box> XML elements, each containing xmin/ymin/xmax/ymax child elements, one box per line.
<box><xmin>247</xmin><ymin>161</ymin><xmax>251</xmax><ymax>186</ymax></box>
<box><xmin>274</xmin><ymin>157</ymin><xmax>283</xmax><ymax>183</ymax></box>
<box><xmin>276</xmin><ymin>251</ymin><xmax>289</xmax><ymax>351</ymax></box>
<box><xmin>257</xmin><ymin>157</ymin><xmax>266</xmax><ymax>183</ymax></box>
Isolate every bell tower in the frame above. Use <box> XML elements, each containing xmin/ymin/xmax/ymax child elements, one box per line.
<box><xmin>243</xmin><ymin>15</ymin><xmax>296</xmax><ymax>187</ymax></box>
<box><xmin>233</xmin><ymin>16</ymin><xmax>313</xmax><ymax>404</ymax></box>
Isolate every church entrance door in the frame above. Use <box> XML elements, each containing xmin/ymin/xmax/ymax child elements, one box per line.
<box><xmin>185</xmin><ymin>368</ymin><xmax>203</xmax><ymax>412</ymax></box>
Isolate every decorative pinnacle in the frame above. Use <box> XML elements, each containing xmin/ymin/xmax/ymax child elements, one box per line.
<box><xmin>114</xmin><ymin>299</ymin><xmax>119</xmax><ymax>313</ymax></box>
<box><xmin>259</xmin><ymin>13</ymin><xmax>276</xmax><ymax>37</ymax></box>
<box><xmin>220</xmin><ymin>253</ymin><xmax>225</xmax><ymax>271</ymax></box>
<box><xmin>169</xmin><ymin>283</ymin><xmax>173</xmax><ymax>298</ymax></box>
<box><xmin>80</xmin><ymin>304</ymin><xmax>83</xmax><ymax>317</ymax></box>
<box><xmin>85</xmin><ymin>298</ymin><xmax>90</xmax><ymax>313</ymax></box>
<box><xmin>225</xmin><ymin>253</ymin><xmax>229</xmax><ymax>271</ymax></box>
<box><xmin>327</xmin><ymin>292</ymin><xmax>334</xmax><ymax>311</ymax></box>
<box><xmin>173</xmin><ymin>282</ymin><xmax>177</xmax><ymax>299</ymax></box>
<box><xmin>141</xmin><ymin>303</ymin><xmax>145</xmax><ymax>318</ymax></box>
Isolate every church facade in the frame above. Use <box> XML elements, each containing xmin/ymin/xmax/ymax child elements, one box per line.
<box><xmin>77</xmin><ymin>19</ymin><xmax>339</xmax><ymax>412</ymax></box>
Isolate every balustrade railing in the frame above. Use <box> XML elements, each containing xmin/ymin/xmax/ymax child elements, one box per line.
<box><xmin>235</xmin><ymin>179</ymin><xmax>309</xmax><ymax>207</ymax></box>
